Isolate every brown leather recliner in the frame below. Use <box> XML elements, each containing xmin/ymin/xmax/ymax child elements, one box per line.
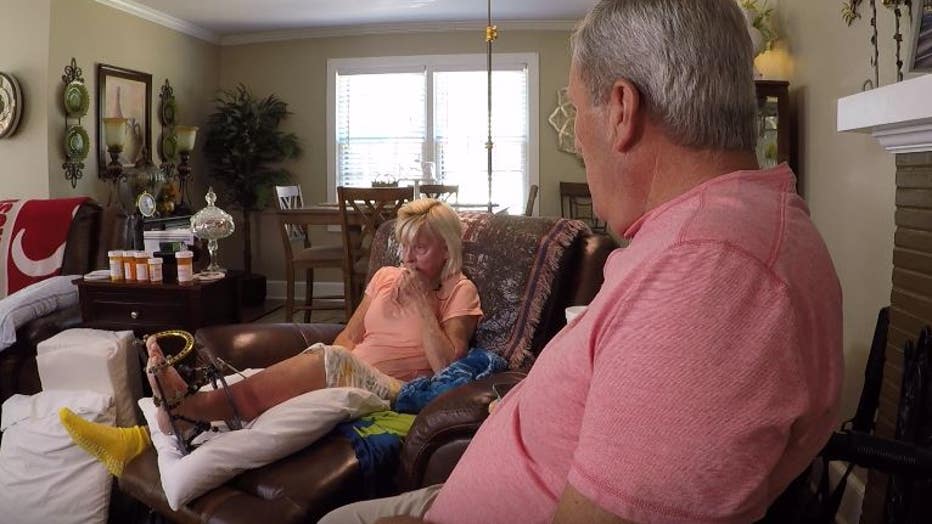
<box><xmin>119</xmin><ymin>214</ymin><xmax>618</xmax><ymax>523</ymax></box>
<box><xmin>0</xmin><ymin>201</ymin><xmax>129</xmax><ymax>423</ymax></box>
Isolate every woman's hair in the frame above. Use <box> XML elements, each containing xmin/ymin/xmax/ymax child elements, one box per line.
<box><xmin>395</xmin><ymin>198</ymin><xmax>464</xmax><ymax>280</ymax></box>
<box><xmin>571</xmin><ymin>0</ymin><xmax>758</xmax><ymax>151</ymax></box>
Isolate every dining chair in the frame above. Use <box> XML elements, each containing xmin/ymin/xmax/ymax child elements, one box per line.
<box><xmin>275</xmin><ymin>185</ymin><xmax>345</xmax><ymax>323</ymax></box>
<box><xmin>559</xmin><ymin>181</ymin><xmax>606</xmax><ymax>233</ymax></box>
<box><xmin>524</xmin><ymin>184</ymin><xmax>539</xmax><ymax>216</ymax></box>
<box><xmin>418</xmin><ymin>184</ymin><xmax>459</xmax><ymax>202</ymax></box>
<box><xmin>337</xmin><ymin>186</ymin><xmax>414</xmax><ymax>317</ymax></box>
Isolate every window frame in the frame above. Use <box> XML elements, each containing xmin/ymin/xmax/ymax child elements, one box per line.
<box><xmin>326</xmin><ymin>53</ymin><xmax>540</xmax><ymax>208</ymax></box>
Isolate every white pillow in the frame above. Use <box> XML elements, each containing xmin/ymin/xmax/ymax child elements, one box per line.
<box><xmin>0</xmin><ymin>390</ymin><xmax>115</xmax><ymax>524</ymax></box>
<box><xmin>141</xmin><ymin>385</ymin><xmax>389</xmax><ymax>510</ymax></box>
<box><xmin>37</xmin><ymin>328</ymin><xmax>142</xmax><ymax>427</ymax></box>
<box><xmin>0</xmin><ymin>275</ymin><xmax>78</xmax><ymax>351</ymax></box>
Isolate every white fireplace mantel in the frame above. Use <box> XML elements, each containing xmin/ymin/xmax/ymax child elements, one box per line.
<box><xmin>837</xmin><ymin>74</ymin><xmax>932</xmax><ymax>154</ymax></box>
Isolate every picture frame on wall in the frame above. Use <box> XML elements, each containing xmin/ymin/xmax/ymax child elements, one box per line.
<box><xmin>96</xmin><ymin>64</ymin><xmax>152</xmax><ymax>176</ymax></box>
<box><xmin>908</xmin><ymin>0</ymin><xmax>932</xmax><ymax>74</ymax></box>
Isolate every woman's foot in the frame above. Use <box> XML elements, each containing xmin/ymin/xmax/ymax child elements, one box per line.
<box><xmin>58</xmin><ymin>408</ymin><xmax>151</xmax><ymax>477</ymax></box>
<box><xmin>146</xmin><ymin>336</ymin><xmax>192</xmax><ymax>435</ymax></box>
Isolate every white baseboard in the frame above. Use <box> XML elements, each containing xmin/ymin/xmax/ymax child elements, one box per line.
<box><xmin>828</xmin><ymin>462</ymin><xmax>865</xmax><ymax>524</ymax></box>
<box><xmin>266</xmin><ymin>280</ymin><xmax>344</xmax><ymax>301</ymax></box>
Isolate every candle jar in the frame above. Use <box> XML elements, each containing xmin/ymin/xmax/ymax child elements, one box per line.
<box><xmin>175</xmin><ymin>250</ymin><xmax>194</xmax><ymax>285</ymax></box>
<box><xmin>148</xmin><ymin>257</ymin><xmax>163</xmax><ymax>284</ymax></box>
<box><xmin>135</xmin><ymin>251</ymin><xmax>150</xmax><ymax>282</ymax></box>
<box><xmin>108</xmin><ymin>250</ymin><xmax>124</xmax><ymax>281</ymax></box>
<box><xmin>123</xmin><ymin>250</ymin><xmax>137</xmax><ymax>282</ymax></box>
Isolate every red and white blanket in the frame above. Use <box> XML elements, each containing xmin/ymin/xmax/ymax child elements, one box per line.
<box><xmin>0</xmin><ymin>198</ymin><xmax>89</xmax><ymax>299</ymax></box>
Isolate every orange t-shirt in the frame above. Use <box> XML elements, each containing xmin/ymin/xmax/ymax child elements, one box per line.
<box><xmin>350</xmin><ymin>266</ymin><xmax>483</xmax><ymax>381</ymax></box>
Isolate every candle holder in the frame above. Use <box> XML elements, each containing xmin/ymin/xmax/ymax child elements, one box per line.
<box><xmin>174</xmin><ymin>125</ymin><xmax>198</xmax><ymax>215</ymax></box>
<box><xmin>105</xmin><ymin>145</ymin><xmax>124</xmax><ymax>181</ymax></box>
<box><xmin>175</xmin><ymin>150</ymin><xmax>192</xmax><ymax>215</ymax></box>
<box><xmin>103</xmin><ymin>117</ymin><xmax>129</xmax><ymax>205</ymax></box>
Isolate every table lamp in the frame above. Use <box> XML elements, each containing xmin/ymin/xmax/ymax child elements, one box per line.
<box><xmin>103</xmin><ymin>117</ymin><xmax>128</xmax><ymax>182</ymax></box>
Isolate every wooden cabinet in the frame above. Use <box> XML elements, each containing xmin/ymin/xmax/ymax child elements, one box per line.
<box><xmin>77</xmin><ymin>277</ymin><xmax>238</xmax><ymax>335</ymax></box>
<box><xmin>755</xmin><ymin>80</ymin><xmax>795</xmax><ymax>177</ymax></box>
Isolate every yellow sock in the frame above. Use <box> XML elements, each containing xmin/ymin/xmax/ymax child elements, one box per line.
<box><xmin>58</xmin><ymin>408</ymin><xmax>151</xmax><ymax>477</ymax></box>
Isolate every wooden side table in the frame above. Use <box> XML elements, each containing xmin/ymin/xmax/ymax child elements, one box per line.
<box><xmin>77</xmin><ymin>277</ymin><xmax>238</xmax><ymax>336</ymax></box>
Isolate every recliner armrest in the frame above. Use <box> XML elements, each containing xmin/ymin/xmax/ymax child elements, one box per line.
<box><xmin>398</xmin><ymin>371</ymin><xmax>526</xmax><ymax>490</ymax></box>
<box><xmin>195</xmin><ymin>323</ymin><xmax>344</xmax><ymax>370</ymax></box>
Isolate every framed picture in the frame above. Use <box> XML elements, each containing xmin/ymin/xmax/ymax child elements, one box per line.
<box><xmin>96</xmin><ymin>64</ymin><xmax>152</xmax><ymax>176</ymax></box>
<box><xmin>908</xmin><ymin>0</ymin><xmax>932</xmax><ymax>73</ymax></box>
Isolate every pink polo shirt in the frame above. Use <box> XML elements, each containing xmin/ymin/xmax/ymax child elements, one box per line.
<box><xmin>426</xmin><ymin>165</ymin><xmax>843</xmax><ymax>523</ymax></box>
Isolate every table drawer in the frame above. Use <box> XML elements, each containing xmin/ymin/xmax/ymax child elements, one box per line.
<box><xmin>88</xmin><ymin>299</ymin><xmax>189</xmax><ymax>328</ymax></box>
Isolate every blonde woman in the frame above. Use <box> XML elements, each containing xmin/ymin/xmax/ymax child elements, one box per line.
<box><xmin>60</xmin><ymin>198</ymin><xmax>483</xmax><ymax>475</ymax></box>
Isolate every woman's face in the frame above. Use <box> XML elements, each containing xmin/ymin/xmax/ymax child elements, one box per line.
<box><xmin>401</xmin><ymin>226</ymin><xmax>448</xmax><ymax>281</ymax></box>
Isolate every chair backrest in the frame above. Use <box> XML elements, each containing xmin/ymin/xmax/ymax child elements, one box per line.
<box><xmin>274</xmin><ymin>185</ymin><xmax>307</xmax><ymax>242</ymax></box>
<box><xmin>338</xmin><ymin>186</ymin><xmax>414</xmax><ymax>275</ymax></box>
<box><xmin>419</xmin><ymin>184</ymin><xmax>459</xmax><ymax>202</ymax></box>
<box><xmin>559</xmin><ymin>181</ymin><xmax>606</xmax><ymax>233</ymax></box>
<box><xmin>275</xmin><ymin>185</ymin><xmax>304</xmax><ymax>210</ymax></box>
<box><xmin>524</xmin><ymin>184</ymin><xmax>539</xmax><ymax>216</ymax></box>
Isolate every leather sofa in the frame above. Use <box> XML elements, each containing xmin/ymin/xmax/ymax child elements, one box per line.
<box><xmin>119</xmin><ymin>214</ymin><xmax>618</xmax><ymax>523</ymax></box>
<box><xmin>0</xmin><ymin>201</ymin><xmax>129</xmax><ymax>423</ymax></box>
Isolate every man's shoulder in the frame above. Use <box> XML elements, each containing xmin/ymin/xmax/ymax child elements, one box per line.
<box><xmin>675</xmin><ymin>168</ymin><xmax>803</xmax><ymax>267</ymax></box>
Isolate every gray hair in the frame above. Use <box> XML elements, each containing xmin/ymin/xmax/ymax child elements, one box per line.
<box><xmin>571</xmin><ymin>0</ymin><xmax>758</xmax><ymax>151</ymax></box>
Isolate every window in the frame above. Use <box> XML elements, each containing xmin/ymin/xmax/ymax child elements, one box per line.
<box><xmin>327</xmin><ymin>54</ymin><xmax>539</xmax><ymax>214</ymax></box>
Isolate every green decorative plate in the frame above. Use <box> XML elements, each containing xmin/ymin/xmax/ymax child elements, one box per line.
<box><xmin>159</xmin><ymin>132</ymin><xmax>178</xmax><ymax>162</ymax></box>
<box><xmin>63</xmin><ymin>80</ymin><xmax>90</xmax><ymax>118</ymax></box>
<box><xmin>160</xmin><ymin>98</ymin><xmax>177</xmax><ymax>126</ymax></box>
<box><xmin>64</xmin><ymin>125</ymin><xmax>90</xmax><ymax>160</ymax></box>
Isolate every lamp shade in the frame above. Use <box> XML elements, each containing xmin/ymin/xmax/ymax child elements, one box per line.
<box><xmin>175</xmin><ymin>125</ymin><xmax>198</xmax><ymax>152</ymax></box>
<box><xmin>103</xmin><ymin>117</ymin><xmax>128</xmax><ymax>148</ymax></box>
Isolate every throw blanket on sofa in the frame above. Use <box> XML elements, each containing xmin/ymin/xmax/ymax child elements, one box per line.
<box><xmin>0</xmin><ymin>198</ymin><xmax>88</xmax><ymax>299</ymax></box>
<box><xmin>394</xmin><ymin>348</ymin><xmax>507</xmax><ymax>414</ymax></box>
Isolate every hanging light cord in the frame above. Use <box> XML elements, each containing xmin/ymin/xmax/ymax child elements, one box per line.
<box><xmin>485</xmin><ymin>0</ymin><xmax>498</xmax><ymax>214</ymax></box>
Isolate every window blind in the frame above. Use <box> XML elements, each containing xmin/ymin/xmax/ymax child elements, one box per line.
<box><xmin>332</xmin><ymin>58</ymin><xmax>531</xmax><ymax>214</ymax></box>
<box><xmin>336</xmin><ymin>72</ymin><xmax>426</xmax><ymax>188</ymax></box>
<box><xmin>434</xmin><ymin>69</ymin><xmax>528</xmax><ymax>212</ymax></box>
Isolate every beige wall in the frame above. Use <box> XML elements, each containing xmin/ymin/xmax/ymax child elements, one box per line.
<box><xmin>0</xmin><ymin>0</ymin><xmax>52</xmax><ymax>199</ymax></box>
<box><xmin>47</xmin><ymin>0</ymin><xmax>220</xmax><ymax>204</ymax></box>
<box><xmin>777</xmin><ymin>1</ymin><xmax>906</xmax><ymax>420</ymax></box>
<box><xmin>220</xmin><ymin>29</ymin><xmax>585</xmax><ymax>281</ymax></box>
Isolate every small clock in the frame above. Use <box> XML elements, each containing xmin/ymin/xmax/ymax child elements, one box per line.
<box><xmin>0</xmin><ymin>72</ymin><xmax>23</xmax><ymax>139</ymax></box>
<box><xmin>136</xmin><ymin>190</ymin><xmax>158</xmax><ymax>218</ymax></box>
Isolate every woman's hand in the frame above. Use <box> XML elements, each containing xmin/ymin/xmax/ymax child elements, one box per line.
<box><xmin>393</xmin><ymin>266</ymin><xmax>437</xmax><ymax>311</ymax></box>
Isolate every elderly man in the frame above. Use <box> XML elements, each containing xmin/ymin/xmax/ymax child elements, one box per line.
<box><xmin>322</xmin><ymin>0</ymin><xmax>843</xmax><ymax>522</ymax></box>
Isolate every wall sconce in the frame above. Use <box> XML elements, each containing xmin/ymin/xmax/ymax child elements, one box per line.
<box><xmin>174</xmin><ymin>125</ymin><xmax>198</xmax><ymax>214</ymax></box>
<box><xmin>103</xmin><ymin>117</ymin><xmax>128</xmax><ymax>184</ymax></box>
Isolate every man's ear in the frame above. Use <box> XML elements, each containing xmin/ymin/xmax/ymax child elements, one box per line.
<box><xmin>608</xmin><ymin>78</ymin><xmax>641</xmax><ymax>153</ymax></box>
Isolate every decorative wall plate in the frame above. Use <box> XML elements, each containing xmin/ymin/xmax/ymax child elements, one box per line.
<box><xmin>0</xmin><ymin>72</ymin><xmax>23</xmax><ymax>139</ymax></box>
<box><xmin>160</xmin><ymin>98</ymin><xmax>177</xmax><ymax>126</ymax></box>
<box><xmin>64</xmin><ymin>125</ymin><xmax>90</xmax><ymax>160</ymax></box>
<box><xmin>160</xmin><ymin>132</ymin><xmax>177</xmax><ymax>161</ymax></box>
<box><xmin>63</xmin><ymin>80</ymin><xmax>90</xmax><ymax>118</ymax></box>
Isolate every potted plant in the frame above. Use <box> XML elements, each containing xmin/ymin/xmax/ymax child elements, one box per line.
<box><xmin>203</xmin><ymin>84</ymin><xmax>301</xmax><ymax>305</ymax></box>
